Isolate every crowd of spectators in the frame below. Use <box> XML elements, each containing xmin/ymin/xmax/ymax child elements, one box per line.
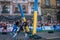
<box><xmin>0</xmin><ymin>18</ymin><xmax>60</xmax><ymax>33</ymax></box>
<box><xmin>0</xmin><ymin>19</ymin><xmax>60</xmax><ymax>28</ymax></box>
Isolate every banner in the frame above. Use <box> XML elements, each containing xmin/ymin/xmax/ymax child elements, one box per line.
<box><xmin>54</xmin><ymin>25</ymin><xmax>60</xmax><ymax>30</ymax></box>
<box><xmin>29</xmin><ymin>26</ymin><xmax>54</xmax><ymax>31</ymax></box>
<box><xmin>42</xmin><ymin>26</ymin><xmax>54</xmax><ymax>30</ymax></box>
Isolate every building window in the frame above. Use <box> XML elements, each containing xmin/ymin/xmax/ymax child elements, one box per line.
<box><xmin>14</xmin><ymin>7</ymin><xmax>20</xmax><ymax>13</ymax></box>
<box><xmin>31</xmin><ymin>7</ymin><xmax>34</xmax><ymax>14</ymax></box>
<box><xmin>45</xmin><ymin>0</ymin><xmax>50</xmax><ymax>7</ymax></box>
<box><xmin>56</xmin><ymin>0</ymin><xmax>60</xmax><ymax>7</ymax></box>
<box><xmin>14</xmin><ymin>5</ymin><xmax>27</xmax><ymax>14</ymax></box>
<box><xmin>47</xmin><ymin>15</ymin><xmax>51</xmax><ymax>23</ymax></box>
<box><xmin>22</xmin><ymin>0</ymin><xmax>25</xmax><ymax>1</ymax></box>
<box><xmin>1</xmin><ymin>4</ymin><xmax>10</xmax><ymax>13</ymax></box>
<box><xmin>22</xmin><ymin>5</ymin><xmax>27</xmax><ymax>13</ymax></box>
<box><xmin>31</xmin><ymin>4</ymin><xmax>34</xmax><ymax>14</ymax></box>
<box><xmin>57</xmin><ymin>11</ymin><xmax>60</xmax><ymax>21</ymax></box>
<box><xmin>22</xmin><ymin>0</ymin><xmax>27</xmax><ymax>1</ymax></box>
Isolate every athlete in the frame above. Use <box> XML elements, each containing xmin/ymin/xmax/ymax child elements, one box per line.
<box><xmin>11</xmin><ymin>21</ymin><xmax>20</xmax><ymax>38</ymax></box>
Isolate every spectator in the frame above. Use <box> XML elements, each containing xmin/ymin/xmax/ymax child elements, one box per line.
<box><xmin>2</xmin><ymin>23</ymin><xmax>7</xmax><ymax>29</ymax></box>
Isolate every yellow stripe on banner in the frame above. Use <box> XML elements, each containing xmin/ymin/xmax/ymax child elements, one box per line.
<box><xmin>23</xmin><ymin>17</ymin><xmax>26</xmax><ymax>22</ymax></box>
<box><xmin>23</xmin><ymin>17</ymin><xmax>30</xmax><ymax>32</ymax></box>
<box><xmin>26</xmin><ymin>25</ymin><xmax>30</xmax><ymax>32</ymax></box>
<box><xmin>33</xmin><ymin>11</ymin><xmax>37</xmax><ymax>35</ymax></box>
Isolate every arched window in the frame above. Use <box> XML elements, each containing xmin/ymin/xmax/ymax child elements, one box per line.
<box><xmin>57</xmin><ymin>11</ymin><xmax>60</xmax><ymax>20</ymax></box>
<box><xmin>1</xmin><ymin>4</ymin><xmax>10</xmax><ymax>13</ymax></box>
<box><xmin>45</xmin><ymin>0</ymin><xmax>50</xmax><ymax>7</ymax></box>
<box><xmin>56</xmin><ymin>0</ymin><xmax>60</xmax><ymax>8</ymax></box>
<box><xmin>47</xmin><ymin>15</ymin><xmax>51</xmax><ymax>23</ymax></box>
<box><xmin>22</xmin><ymin>5</ymin><xmax>27</xmax><ymax>13</ymax></box>
<box><xmin>14</xmin><ymin>7</ymin><xmax>20</xmax><ymax>13</ymax></box>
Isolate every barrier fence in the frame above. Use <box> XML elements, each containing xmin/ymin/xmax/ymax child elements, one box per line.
<box><xmin>0</xmin><ymin>25</ymin><xmax>60</xmax><ymax>32</ymax></box>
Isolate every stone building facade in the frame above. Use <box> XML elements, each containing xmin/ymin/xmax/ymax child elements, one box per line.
<box><xmin>0</xmin><ymin>0</ymin><xmax>60</xmax><ymax>23</ymax></box>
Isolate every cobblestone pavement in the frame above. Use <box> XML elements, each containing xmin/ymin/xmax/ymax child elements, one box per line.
<box><xmin>0</xmin><ymin>32</ymin><xmax>60</xmax><ymax>40</ymax></box>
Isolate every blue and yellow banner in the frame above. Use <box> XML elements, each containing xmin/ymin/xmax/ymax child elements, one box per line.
<box><xmin>33</xmin><ymin>0</ymin><xmax>38</xmax><ymax>35</ymax></box>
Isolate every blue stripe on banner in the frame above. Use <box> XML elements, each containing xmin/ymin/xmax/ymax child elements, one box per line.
<box><xmin>18</xmin><ymin>3</ymin><xmax>24</xmax><ymax>17</ymax></box>
<box><xmin>34</xmin><ymin>0</ymin><xmax>38</xmax><ymax>11</ymax></box>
